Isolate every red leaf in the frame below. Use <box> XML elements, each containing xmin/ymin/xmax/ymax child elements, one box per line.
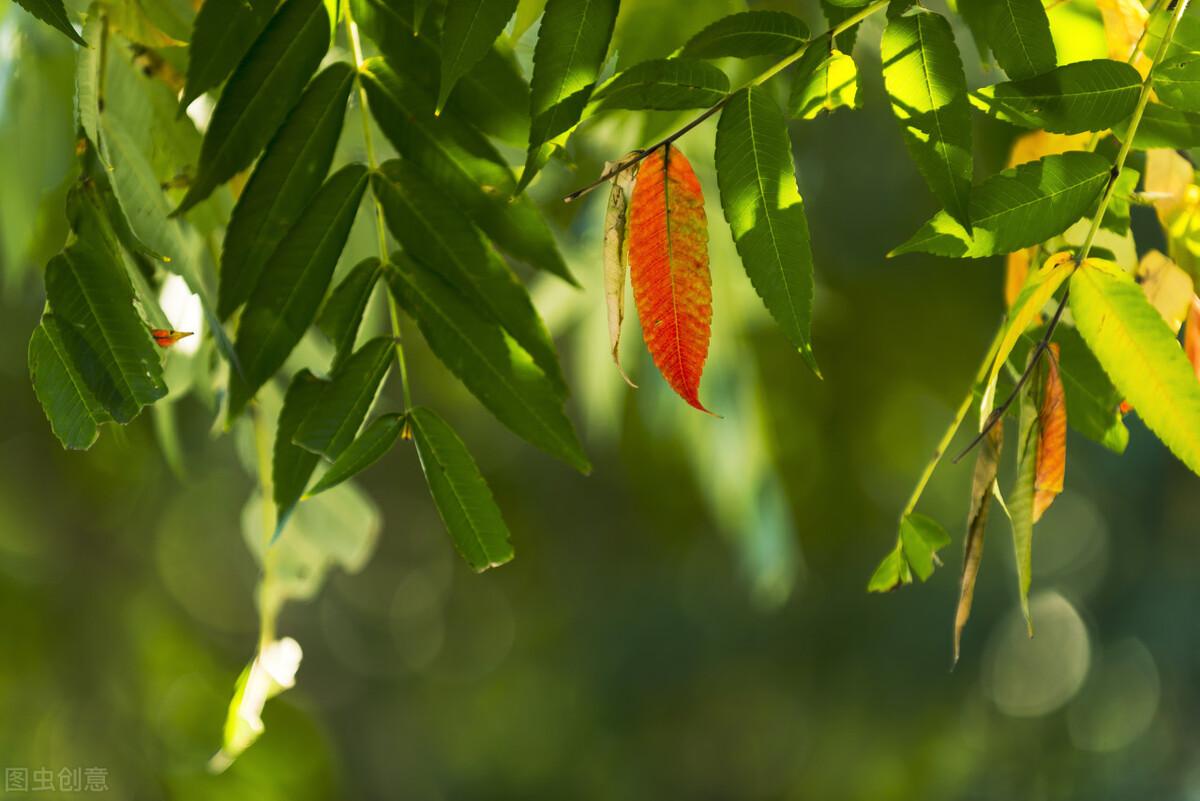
<box><xmin>628</xmin><ymin>145</ymin><xmax>713</xmax><ymax>413</ymax></box>
<box><xmin>1033</xmin><ymin>343</ymin><xmax>1066</xmax><ymax>522</ymax></box>
<box><xmin>151</xmin><ymin>329</ymin><xmax>193</xmax><ymax>348</ymax></box>
<box><xmin>1186</xmin><ymin>295</ymin><xmax>1200</xmax><ymax>382</ymax></box>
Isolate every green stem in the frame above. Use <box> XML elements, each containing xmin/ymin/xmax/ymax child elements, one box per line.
<box><xmin>251</xmin><ymin>406</ymin><xmax>278</xmax><ymax>648</ymax></box>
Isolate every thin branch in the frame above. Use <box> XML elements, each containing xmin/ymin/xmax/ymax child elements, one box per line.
<box><xmin>562</xmin><ymin>0</ymin><xmax>891</xmax><ymax>204</ymax></box>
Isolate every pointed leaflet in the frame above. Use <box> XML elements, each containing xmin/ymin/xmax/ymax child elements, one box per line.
<box><xmin>174</xmin><ymin>0</ymin><xmax>331</xmax><ymax>215</ymax></box>
<box><xmin>178</xmin><ymin>0</ymin><xmax>276</xmax><ymax>114</ymax></box>
<box><xmin>437</xmin><ymin>0</ymin><xmax>518</xmax><ymax>113</ymax></box>
<box><xmin>29</xmin><ymin>314</ymin><xmax>113</xmax><ymax>450</ymax></box>
<box><xmin>372</xmin><ymin>161</ymin><xmax>565</xmax><ymax>392</ymax></box>
<box><xmin>591</xmin><ymin>59</ymin><xmax>730</xmax><ymax>112</ymax></box>
<box><xmin>982</xmin><ymin>0</ymin><xmax>1056</xmax><ymax>80</ymax></box>
<box><xmin>892</xmin><ymin>151</ymin><xmax>1111</xmax><ymax>258</ymax></box>
<box><xmin>410</xmin><ymin>406</ymin><xmax>514</xmax><ymax>572</ymax></box>
<box><xmin>293</xmin><ymin>337</ymin><xmax>392</xmax><ymax>460</ymax></box>
<box><xmin>971</xmin><ymin>60</ymin><xmax>1143</xmax><ymax>134</ymax></box>
<box><xmin>229</xmin><ymin>164</ymin><xmax>369</xmax><ymax>418</ymax></box>
<box><xmin>318</xmin><ymin>258</ymin><xmax>382</xmax><ymax>373</ymax></box>
<box><xmin>1010</xmin><ymin>352</ymin><xmax>1040</xmax><ymax>635</ymax></box>
<box><xmin>867</xmin><ymin>513</ymin><xmax>951</xmax><ymax>592</ymax></box>
<box><xmin>881</xmin><ymin>9</ymin><xmax>972</xmax><ymax>229</ymax></box>
<box><xmin>360</xmin><ymin>59</ymin><xmax>573</xmax><ymax>285</ymax></box>
<box><xmin>521</xmin><ymin>0</ymin><xmax>618</xmax><ymax>190</ymax></box>
<box><xmin>1033</xmin><ymin>343</ymin><xmax>1066</xmax><ymax>522</ymax></box>
<box><xmin>716</xmin><ymin>87</ymin><xmax>819</xmax><ymax>373</ymax></box>
<box><xmin>274</xmin><ymin>369</ymin><xmax>328</xmax><ymax>532</ymax></box>
<box><xmin>629</xmin><ymin>145</ymin><xmax>713</xmax><ymax>412</ymax></box>
<box><xmin>680</xmin><ymin>11</ymin><xmax>808</xmax><ymax>60</ymax></box>
<box><xmin>1070</xmin><ymin>259</ymin><xmax>1200</xmax><ymax>477</ymax></box>
<box><xmin>954</xmin><ymin>421</ymin><xmax>1003</xmax><ymax>665</ymax></box>
<box><xmin>789</xmin><ymin>45</ymin><xmax>859</xmax><ymax>120</ymax></box>
<box><xmin>13</xmin><ymin>0</ymin><xmax>86</xmax><ymax>45</ymax></box>
<box><xmin>603</xmin><ymin>158</ymin><xmax>636</xmax><ymax>387</ymax></box>
<box><xmin>307</xmin><ymin>413</ymin><xmax>406</xmax><ymax>497</ymax></box>
<box><xmin>219</xmin><ymin>63</ymin><xmax>354</xmax><ymax>319</ymax></box>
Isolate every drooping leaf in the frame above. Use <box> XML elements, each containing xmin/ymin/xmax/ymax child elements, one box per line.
<box><xmin>273</xmin><ymin>369</ymin><xmax>328</xmax><ymax>531</ymax></box>
<box><xmin>410</xmin><ymin>406</ymin><xmax>515</xmax><ymax>572</ymax></box>
<box><xmin>14</xmin><ymin>0</ymin><xmax>86</xmax><ymax>45</ymax></box>
<box><xmin>629</xmin><ymin>145</ymin><xmax>713</xmax><ymax>412</ymax></box>
<box><xmin>318</xmin><ymin>257</ymin><xmax>383</xmax><ymax>372</ymax></box>
<box><xmin>591</xmin><ymin>59</ymin><xmax>729</xmax><ymax>112</ymax></box>
<box><xmin>1033</xmin><ymin>342</ymin><xmax>1066</xmax><ymax>523</ymax></box>
<box><xmin>178</xmin><ymin>0</ymin><xmax>277</xmax><ymax>114</ymax></box>
<box><xmin>1010</xmin><ymin>349</ymin><xmax>1040</xmax><ymax>634</ymax></box>
<box><xmin>868</xmin><ymin>512</ymin><xmax>951</xmax><ymax>592</ymax></box>
<box><xmin>970</xmin><ymin>59</ymin><xmax>1143</xmax><ymax>135</ymax></box>
<box><xmin>1136</xmin><ymin>250</ymin><xmax>1194</xmax><ymax>333</ymax></box>
<box><xmin>716</xmin><ymin>86</ymin><xmax>819</xmax><ymax>373</ymax></box>
<box><xmin>229</xmin><ymin>164</ymin><xmax>369</xmax><ymax>418</ymax></box>
<box><xmin>437</xmin><ymin>0</ymin><xmax>518</xmax><ymax>113</ymax></box>
<box><xmin>1112</xmin><ymin>102</ymin><xmax>1200</xmax><ymax>149</ymax></box>
<box><xmin>219</xmin><ymin>62</ymin><xmax>353</xmax><ymax>319</ymax></box>
<box><xmin>954</xmin><ymin>421</ymin><xmax>1003</xmax><ymax>665</ymax></box>
<box><xmin>680</xmin><ymin>10</ymin><xmax>808</xmax><ymax>60</ymax></box>
<box><xmin>1154</xmin><ymin>53</ymin><xmax>1200</xmax><ymax>112</ymax></box>
<box><xmin>603</xmin><ymin>157</ymin><xmax>637</xmax><ymax>387</ymax></box>
<box><xmin>372</xmin><ymin>161</ymin><xmax>565</xmax><ymax>392</ymax></box>
<box><xmin>881</xmin><ymin>9</ymin><xmax>973</xmax><ymax>228</ymax></box>
<box><xmin>307</xmin><ymin>413</ymin><xmax>406</xmax><ymax>497</ymax></box>
<box><xmin>174</xmin><ymin>0</ymin><xmax>331</xmax><ymax>215</ymax></box>
<box><xmin>360</xmin><ymin>59</ymin><xmax>574</xmax><ymax>285</ymax></box>
<box><xmin>387</xmin><ymin>257</ymin><xmax>590</xmax><ymax>472</ymax></box>
<box><xmin>892</xmin><ymin>151</ymin><xmax>1111</xmax><ymax>258</ymax></box>
<box><xmin>981</xmin><ymin>0</ymin><xmax>1057</xmax><ymax>80</ymax></box>
<box><xmin>28</xmin><ymin>314</ymin><xmax>112</xmax><ymax>450</ymax></box>
<box><xmin>788</xmin><ymin>45</ymin><xmax>859</xmax><ymax>120</ymax></box>
<box><xmin>1070</xmin><ymin>259</ymin><xmax>1200</xmax><ymax>477</ymax></box>
<box><xmin>520</xmin><ymin>0</ymin><xmax>618</xmax><ymax>190</ymax></box>
<box><xmin>294</xmin><ymin>337</ymin><xmax>393</xmax><ymax>460</ymax></box>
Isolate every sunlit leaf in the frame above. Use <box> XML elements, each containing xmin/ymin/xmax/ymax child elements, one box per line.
<box><xmin>868</xmin><ymin>513</ymin><xmax>950</xmax><ymax>592</ymax></box>
<box><xmin>970</xmin><ymin>60</ymin><xmax>1142</xmax><ymax>134</ymax></box>
<box><xmin>680</xmin><ymin>10</ymin><xmax>808</xmax><ymax>60</ymax></box>
<box><xmin>1113</xmin><ymin>102</ymin><xmax>1200</xmax><ymax>149</ymax></box>
<box><xmin>788</xmin><ymin>45</ymin><xmax>858</xmax><ymax>120</ymax></box>
<box><xmin>307</xmin><ymin>413</ymin><xmax>406</xmax><ymax>498</ymax></box>
<box><xmin>979</xmin><ymin>0</ymin><xmax>1056</xmax><ymax>80</ymax></box>
<box><xmin>1187</xmin><ymin>296</ymin><xmax>1200</xmax><ymax>381</ymax></box>
<box><xmin>592</xmin><ymin>58</ymin><xmax>729</xmax><ymax>112</ymax></box>
<box><xmin>1136</xmin><ymin>250</ymin><xmax>1194</xmax><ymax>333</ymax></box>
<box><xmin>1154</xmin><ymin>54</ymin><xmax>1200</xmax><ymax>112</ymax></box>
<box><xmin>1033</xmin><ymin>343</ymin><xmax>1066</xmax><ymax>522</ymax></box>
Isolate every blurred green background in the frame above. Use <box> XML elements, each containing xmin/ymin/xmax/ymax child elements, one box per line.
<box><xmin>2</xmin><ymin>0</ymin><xmax>1198</xmax><ymax>798</ymax></box>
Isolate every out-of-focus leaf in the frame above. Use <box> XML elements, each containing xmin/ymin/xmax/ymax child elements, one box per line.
<box><xmin>1010</xmin><ymin>350</ymin><xmax>1039</xmax><ymax>634</ymax></box>
<box><xmin>28</xmin><ymin>313</ymin><xmax>113</xmax><ymax>450</ymax></box>
<box><xmin>307</xmin><ymin>413</ymin><xmax>406</xmax><ymax>497</ymax></box>
<box><xmin>229</xmin><ymin>164</ymin><xmax>369</xmax><ymax>418</ymax></box>
<box><xmin>76</xmin><ymin>8</ymin><xmax>103</xmax><ymax>155</ymax></box>
<box><xmin>716</xmin><ymin>86</ymin><xmax>819</xmax><ymax>373</ymax></box>
<box><xmin>1033</xmin><ymin>343</ymin><xmax>1066</xmax><ymax>523</ymax></box>
<box><xmin>1097</xmin><ymin>0</ymin><xmax>1149</xmax><ymax>64</ymax></box>
<box><xmin>361</xmin><ymin>59</ymin><xmax>573</xmax><ymax>285</ymax></box>
<box><xmin>680</xmin><ymin>10</ymin><xmax>808</xmax><ymax>59</ymax></box>
<box><xmin>318</xmin><ymin>257</ymin><xmax>382</xmax><ymax>372</ymax></box>
<box><xmin>1145</xmin><ymin>148</ymin><xmax>1193</xmax><ymax>218</ymax></box>
<box><xmin>437</xmin><ymin>0</ymin><xmax>518</xmax><ymax>113</ymax></box>
<box><xmin>1136</xmin><ymin>250</ymin><xmax>1195</xmax><ymax>333</ymax></box>
<box><xmin>602</xmin><ymin>156</ymin><xmax>636</xmax><ymax>387</ymax></box>
<box><xmin>788</xmin><ymin>45</ymin><xmax>858</xmax><ymax>120</ymax></box>
<box><xmin>868</xmin><ymin>513</ymin><xmax>950</xmax><ymax>592</ymax></box>
<box><xmin>209</xmin><ymin>637</ymin><xmax>303</xmax><ymax>774</ymax></box>
<box><xmin>387</xmin><ymin>256</ymin><xmax>590</xmax><ymax>472</ymax></box>
<box><xmin>274</xmin><ymin>368</ymin><xmax>328</xmax><ymax>531</ymax></box>
<box><xmin>881</xmin><ymin>8</ymin><xmax>972</xmax><ymax>229</ymax></box>
<box><xmin>1186</xmin><ymin>296</ymin><xmax>1200</xmax><ymax>380</ymax></box>
<box><xmin>178</xmin><ymin>0</ymin><xmax>277</xmax><ymax>113</ymax></box>
<box><xmin>294</xmin><ymin>337</ymin><xmax>393</xmax><ymax>460</ymax></box>
<box><xmin>1070</xmin><ymin>259</ymin><xmax>1200</xmax><ymax>477</ymax></box>
<box><xmin>410</xmin><ymin>406</ymin><xmax>515</xmax><ymax>572</ymax></box>
<box><xmin>892</xmin><ymin>152</ymin><xmax>1111</xmax><ymax>258</ymax></box>
<box><xmin>592</xmin><ymin>59</ymin><xmax>729</xmax><ymax>111</ymax></box>
<box><xmin>14</xmin><ymin>0</ymin><xmax>86</xmax><ymax>45</ymax></box>
<box><xmin>980</xmin><ymin>0</ymin><xmax>1056</xmax><ymax>80</ymax></box>
<box><xmin>629</xmin><ymin>145</ymin><xmax>714</xmax><ymax>412</ymax></box>
<box><xmin>218</xmin><ymin>62</ymin><xmax>353</xmax><ymax>319</ymax></box>
<box><xmin>1154</xmin><ymin>54</ymin><xmax>1200</xmax><ymax>112</ymax></box>
<box><xmin>372</xmin><ymin>161</ymin><xmax>565</xmax><ymax>392</ymax></box>
<box><xmin>1005</xmin><ymin>246</ymin><xmax>1034</xmax><ymax>307</ymax></box>
<box><xmin>1113</xmin><ymin>103</ymin><xmax>1200</xmax><ymax>149</ymax></box>
<box><xmin>174</xmin><ymin>0</ymin><xmax>331</xmax><ymax>215</ymax></box>
<box><xmin>970</xmin><ymin>60</ymin><xmax>1142</xmax><ymax>134</ymax></box>
<box><xmin>954</xmin><ymin>421</ymin><xmax>1002</xmax><ymax>665</ymax></box>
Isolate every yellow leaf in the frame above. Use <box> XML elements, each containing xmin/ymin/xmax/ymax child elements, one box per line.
<box><xmin>1144</xmin><ymin>149</ymin><xmax>1194</xmax><ymax>220</ymax></box>
<box><xmin>1136</xmin><ymin>250</ymin><xmax>1195</xmax><ymax>334</ymax></box>
<box><xmin>1005</xmin><ymin>247</ymin><xmax>1036</xmax><ymax>308</ymax></box>
<box><xmin>1097</xmin><ymin>0</ymin><xmax>1151</xmax><ymax>75</ymax></box>
<box><xmin>1006</xmin><ymin>131</ymin><xmax>1091</xmax><ymax>169</ymax></box>
<box><xmin>1033</xmin><ymin>343</ymin><xmax>1066</xmax><ymax>523</ymax></box>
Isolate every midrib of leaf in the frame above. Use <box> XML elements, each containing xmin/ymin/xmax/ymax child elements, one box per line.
<box><xmin>661</xmin><ymin>148</ymin><xmax>690</xmax><ymax>393</ymax></box>
<box><xmin>318</xmin><ymin>344</ymin><xmax>390</xmax><ymax>455</ymax></box>
<box><xmin>915</xmin><ymin>14</ymin><xmax>968</xmax><ymax>216</ymax></box>
<box><xmin>444</xmin><ymin>0</ymin><xmax>486</xmax><ymax>80</ymax></box>
<box><xmin>969</xmin><ymin>164</ymin><xmax>1103</xmax><ymax>231</ymax></box>
<box><xmin>1000</xmin><ymin>0</ymin><xmax>1038</xmax><ymax>75</ymax></box>
<box><xmin>535</xmin><ymin>0</ymin><xmax>595</xmax><ymax>144</ymax></box>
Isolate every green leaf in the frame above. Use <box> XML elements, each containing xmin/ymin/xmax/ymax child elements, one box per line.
<box><xmin>307</xmin><ymin>413</ymin><xmax>406</xmax><ymax>497</ymax></box>
<box><xmin>174</xmin><ymin>0</ymin><xmax>331</xmax><ymax>215</ymax></box>
<box><xmin>1154</xmin><ymin>54</ymin><xmax>1200</xmax><ymax>112</ymax></box>
<box><xmin>29</xmin><ymin>314</ymin><xmax>112</xmax><ymax>450</ymax></box>
<box><xmin>14</xmin><ymin>0</ymin><xmax>86</xmax><ymax>45</ymax></box>
<box><xmin>387</xmin><ymin>257</ymin><xmax>590</xmax><ymax>472</ymax></box>
<box><xmin>178</xmin><ymin>0</ymin><xmax>277</xmax><ymax>113</ymax></box>
<box><xmin>274</xmin><ymin>368</ymin><xmax>328</xmax><ymax>531</ymax></box>
<box><xmin>361</xmin><ymin>59</ymin><xmax>574</xmax><ymax>285</ymax></box>
<box><xmin>1069</xmin><ymin>260</ymin><xmax>1200</xmax><ymax>477</ymax></box>
<box><xmin>219</xmin><ymin>62</ymin><xmax>353</xmax><ymax>319</ymax></box>
<box><xmin>318</xmin><ymin>257</ymin><xmax>382</xmax><ymax>373</ymax></box>
<box><xmin>680</xmin><ymin>10</ymin><xmax>808</xmax><ymax>60</ymax></box>
<box><xmin>1113</xmin><ymin>102</ymin><xmax>1200</xmax><ymax>149</ymax></box>
<box><xmin>867</xmin><ymin>546</ymin><xmax>909</xmax><ymax>593</ymax></box>
<box><xmin>788</xmin><ymin>45</ymin><xmax>859</xmax><ymax>120</ymax></box>
<box><xmin>970</xmin><ymin>59</ymin><xmax>1142</xmax><ymax>134</ymax></box>
<box><xmin>410</xmin><ymin>406</ymin><xmax>515</xmax><ymax>572</ymax></box>
<box><xmin>900</xmin><ymin>512</ymin><xmax>951</xmax><ymax>582</ymax></box>
<box><xmin>76</xmin><ymin>8</ymin><xmax>103</xmax><ymax>155</ymax></box>
<box><xmin>715</xmin><ymin>86</ymin><xmax>819</xmax><ymax>373</ymax></box>
<box><xmin>591</xmin><ymin>58</ymin><xmax>729</xmax><ymax>112</ymax></box>
<box><xmin>980</xmin><ymin>0</ymin><xmax>1056</xmax><ymax>81</ymax></box>
<box><xmin>1052</xmin><ymin>327</ymin><xmax>1128</xmax><ymax>453</ymax></box>
<box><xmin>1010</xmin><ymin>353</ymin><xmax>1039</xmax><ymax>634</ymax></box>
<box><xmin>521</xmin><ymin>0</ymin><xmax>618</xmax><ymax>189</ymax></box>
<box><xmin>229</xmin><ymin>164</ymin><xmax>369</xmax><ymax>418</ymax></box>
<box><xmin>881</xmin><ymin>9</ymin><xmax>973</xmax><ymax>228</ymax></box>
<box><xmin>437</xmin><ymin>0</ymin><xmax>518</xmax><ymax>114</ymax></box>
<box><xmin>892</xmin><ymin>151</ymin><xmax>1111</xmax><ymax>258</ymax></box>
<box><xmin>513</xmin><ymin>0</ymin><xmax>546</xmax><ymax>40</ymax></box>
<box><xmin>294</xmin><ymin>337</ymin><xmax>393</xmax><ymax>460</ymax></box>
<box><xmin>44</xmin><ymin>243</ymin><xmax>166</xmax><ymax>423</ymax></box>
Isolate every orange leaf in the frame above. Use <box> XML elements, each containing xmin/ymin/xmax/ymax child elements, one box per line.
<box><xmin>151</xmin><ymin>329</ymin><xmax>194</xmax><ymax>348</ymax></box>
<box><xmin>1004</xmin><ymin>247</ymin><xmax>1035</xmax><ymax>309</ymax></box>
<box><xmin>1187</xmin><ymin>295</ymin><xmax>1200</xmax><ymax>382</ymax></box>
<box><xmin>1033</xmin><ymin>343</ymin><xmax>1066</xmax><ymax>522</ymax></box>
<box><xmin>628</xmin><ymin>145</ymin><xmax>713</xmax><ymax>413</ymax></box>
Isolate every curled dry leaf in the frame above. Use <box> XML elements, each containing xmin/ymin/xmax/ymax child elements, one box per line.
<box><xmin>954</xmin><ymin>420</ymin><xmax>1003</xmax><ymax>666</ymax></box>
<box><xmin>1033</xmin><ymin>343</ymin><xmax>1066</xmax><ymax>523</ymax></box>
<box><xmin>628</xmin><ymin>144</ymin><xmax>714</xmax><ymax>413</ymax></box>
<box><xmin>603</xmin><ymin>154</ymin><xmax>639</xmax><ymax>388</ymax></box>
